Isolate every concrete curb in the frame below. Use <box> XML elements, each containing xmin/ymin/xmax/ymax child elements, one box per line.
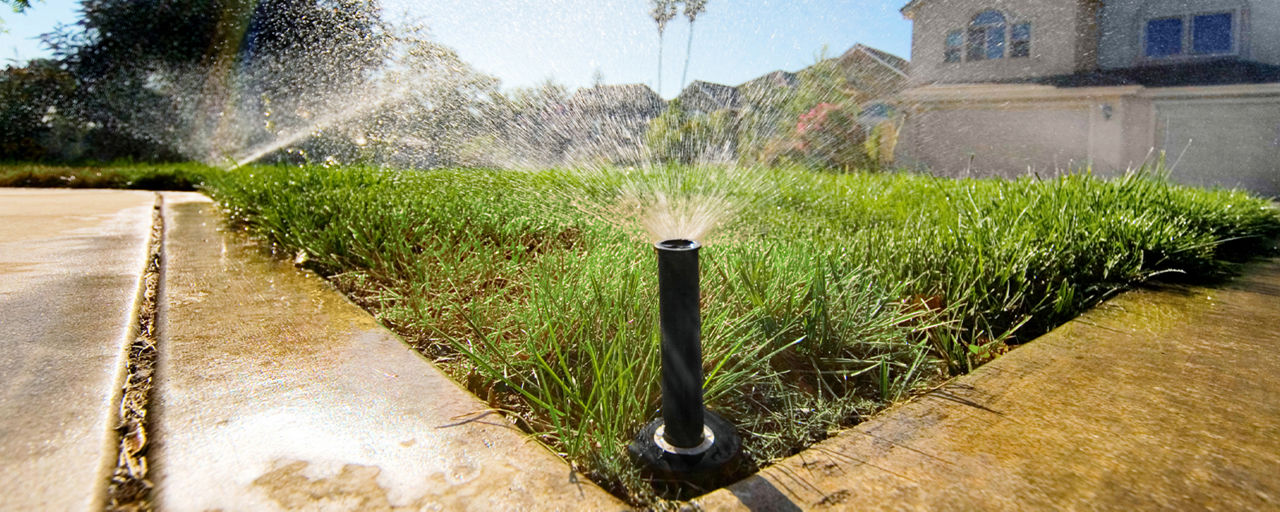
<box><xmin>148</xmin><ymin>193</ymin><xmax>627</xmax><ymax>511</ymax></box>
<box><xmin>696</xmin><ymin>258</ymin><xmax>1280</xmax><ymax>510</ymax></box>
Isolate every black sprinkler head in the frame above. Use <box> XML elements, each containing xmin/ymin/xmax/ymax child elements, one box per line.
<box><xmin>629</xmin><ymin>238</ymin><xmax>741</xmax><ymax>495</ymax></box>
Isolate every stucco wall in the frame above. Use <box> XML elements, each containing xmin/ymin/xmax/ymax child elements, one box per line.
<box><xmin>898</xmin><ymin>106</ymin><xmax>1089</xmax><ymax>177</ymax></box>
<box><xmin>1252</xmin><ymin>0</ymin><xmax>1280</xmax><ymax>65</ymax></box>
<box><xmin>906</xmin><ymin>0</ymin><xmax>1091</xmax><ymax>86</ymax></box>
<box><xmin>896</xmin><ymin>85</ymin><xmax>1125</xmax><ymax>176</ymax></box>
<box><xmin>1099</xmin><ymin>0</ymin><xmax>1278</xmax><ymax>69</ymax></box>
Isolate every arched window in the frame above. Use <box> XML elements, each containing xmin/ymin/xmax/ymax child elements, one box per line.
<box><xmin>967</xmin><ymin>10</ymin><xmax>1006</xmax><ymax>61</ymax></box>
<box><xmin>941</xmin><ymin>9</ymin><xmax>1031</xmax><ymax>63</ymax></box>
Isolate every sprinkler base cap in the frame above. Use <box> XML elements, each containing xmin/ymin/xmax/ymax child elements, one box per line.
<box><xmin>628</xmin><ymin>410</ymin><xmax>742</xmax><ymax>495</ymax></box>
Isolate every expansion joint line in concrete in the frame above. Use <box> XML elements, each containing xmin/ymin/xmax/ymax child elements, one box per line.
<box><xmin>105</xmin><ymin>193</ymin><xmax>164</xmax><ymax>512</ymax></box>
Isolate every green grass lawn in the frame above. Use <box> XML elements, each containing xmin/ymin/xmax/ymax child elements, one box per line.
<box><xmin>5</xmin><ymin>162</ymin><xmax>1278</xmax><ymax>505</ymax></box>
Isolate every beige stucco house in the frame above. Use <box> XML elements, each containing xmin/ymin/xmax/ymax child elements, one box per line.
<box><xmin>897</xmin><ymin>0</ymin><xmax>1280</xmax><ymax>196</ymax></box>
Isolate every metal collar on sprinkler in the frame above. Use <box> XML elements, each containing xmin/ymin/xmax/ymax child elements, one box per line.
<box><xmin>629</xmin><ymin>238</ymin><xmax>741</xmax><ymax>491</ymax></box>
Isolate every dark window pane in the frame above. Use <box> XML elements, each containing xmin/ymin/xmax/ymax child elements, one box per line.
<box><xmin>973</xmin><ymin>10</ymin><xmax>1005</xmax><ymax>26</ymax></box>
<box><xmin>1146</xmin><ymin>17</ymin><xmax>1183</xmax><ymax>57</ymax></box>
<box><xmin>968</xmin><ymin>28</ymin><xmax>986</xmax><ymax>60</ymax></box>
<box><xmin>1193</xmin><ymin>13</ymin><xmax>1232</xmax><ymax>54</ymax></box>
<box><xmin>945</xmin><ymin>48</ymin><xmax>961</xmax><ymax>63</ymax></box>
<box><xmin>1010</xmin><ymin>23</ymin><xmax>1030</xmax><ymax>57</ymax></box>
<box><xmin>1011</xmin><ymin>40</ymin><xmax>1030</xmax><ymax>58</ymax></box>
<box><xmin>986</xmin><ymin>26</ymin><xmax>1005</xmax><ymax>59</ymax></box>
<box><xmin>863</xmin><ymin>103</ymin><xmax>890</xmax><ymax>117</ymax></box>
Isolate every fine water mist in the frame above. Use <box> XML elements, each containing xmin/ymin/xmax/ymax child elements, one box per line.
<box><xmin>87</xmin><ymin>1</ymin><xmax>902</xmax><ymax>244</ymax></box>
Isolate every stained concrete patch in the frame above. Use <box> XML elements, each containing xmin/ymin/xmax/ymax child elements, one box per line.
<box><xmin>0</xmin><ymin>189</ymin><xmax>157</xmax><ymax>510</ymax></box>
<box><xmin>149</xmin><ymin>193</ymin><xmax>625</xmax><ymax>511</ymax></box>
<box><xmin>697</xmin><ymin>258</ymin><xmax>1280</xmax><ymax>511</ymax></box>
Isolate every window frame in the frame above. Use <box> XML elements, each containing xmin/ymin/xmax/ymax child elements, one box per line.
<box><xmin>1141</xmin><ymin>9</ymin><xmax>1240</xmax><ymax>62</ymax></box>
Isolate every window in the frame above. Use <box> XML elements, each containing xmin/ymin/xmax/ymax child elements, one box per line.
<box><xmin>1010</xmin><ymin>23</ymin><xmax>1031</xmax><ymax>58</ymax></box>
<box><xmin>1192</xmin><ymin>13</ymin><xmax>1232</xmax><ymax>55</ymax></box>
<box><xmin>967</xmin><ymin>10</ymin><xmax>1006</xmax><ymax>61</ymax></box>
<box><xmin>1144</xmin><ymin>12</ymin><xmax>1235</xmax><ymax>59</ymax></box>
<box><xmin>944</xmin><ymin>30</ymin><xmax>962</xmax><ymax>62</ymax></box>
<box><xmin>861</xmin><ymin>102</ymin><xmax>894</xmax><ymax>119</ymax></box>
<box><xmin>1146</xmin><ymin>17</ymin><xmax>1184</xmax><ymax>57</ymax></box>
<box><xmin>946</xmin><ymin>10</ymin><xmax>1027</xmax><ymax>63</ymax></box>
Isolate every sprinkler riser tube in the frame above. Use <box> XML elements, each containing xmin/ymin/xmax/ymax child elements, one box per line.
<box><xmin>629</xmin><ymin>239</ymin><xmax>741</xmax><ymax>494</ymax></box>
<box><xmin>656</xmin><ymin>241</ymin><xmax>705</xmax><ymax>448</ymax></box>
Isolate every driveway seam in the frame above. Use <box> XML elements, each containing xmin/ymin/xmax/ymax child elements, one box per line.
<box><xmin>105</xmin><ymin>192</ymin><xmax>164</xmax><ymax>512</ymax></box>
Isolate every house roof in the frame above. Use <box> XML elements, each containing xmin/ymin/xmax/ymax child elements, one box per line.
<box><xmin>840</xmin><ymin>44</ymin><xmax>910</xmax><ymax>78</ymax></box>
<box><xmin>1024</xmin><ymin>60</ymin><xmax>1280</xmax><ymax>88</ymax></box>
<box><xmin>677</xmin><ymin>80</ymin><xmax>741</xmax><ymax>110</ymax></box>
<box><xmin>568</xmin><ymin>84</ymin><xmax>663</xmax><ymax>109</ymax></box>
<box><xmin>737</xmin><ymin>70</ymin><xmax>799</xmax><ymax>90</ymax></box>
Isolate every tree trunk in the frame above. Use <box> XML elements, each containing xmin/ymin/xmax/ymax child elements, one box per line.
<box><xmin>680</xmin><ymin>23</ymin><xmax>696</xmax><ymax>91</ymax></box>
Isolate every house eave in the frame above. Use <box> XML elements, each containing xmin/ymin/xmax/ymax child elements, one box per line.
<box><xmin>900</xmin><ymin>0</ymin><xmax>925</xmax><ymax>19</ymax></box>
<box><xmin>902</xmin><ymin>83</ymin><xmax>1145</xmax><ymax>103</ymax></box>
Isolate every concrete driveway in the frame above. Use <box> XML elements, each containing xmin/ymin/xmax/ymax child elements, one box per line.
<box><xmin>0</xmin><ymin>189</ymin><xmax>156</xmax><ymax>511</ymax></box>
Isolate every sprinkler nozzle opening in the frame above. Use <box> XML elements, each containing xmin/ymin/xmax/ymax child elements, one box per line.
<box><xmin>655</xmin><ymin>238</ymin><xmax>699</xmax><ymax>251</ymax></box>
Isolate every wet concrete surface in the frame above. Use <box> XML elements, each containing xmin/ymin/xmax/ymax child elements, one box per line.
<box><xmin>697</xmin><ymin>258</ymin><xmax>1280</xmax><ymax>511</ymax></box>
<box><xmin>0</xmin><ymin>189</ymin><xmax>156</xmax><ymax>511</ymax></box>
<box><xmin>149</xmin><ymin>193</ymin><xmax>626</xmax><ymax>511</ymax></box>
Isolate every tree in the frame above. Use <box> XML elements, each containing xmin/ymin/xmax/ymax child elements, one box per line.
<box><xmin>482</xmin><ymin>78</ymin><xmax>572</xmax><ymax>166</ymax></box>
<box><xmin>43</xmin><ymin>0</ymin><xmax>386</xmax><ymax>161</ymax></box>
<box><xmin>792</xmin><ymin>102</ymin><xmax>869</xmax><ymax>170</ymax></box>
<box><xmin>679</xmin><ymin>0</ymin><xmax>706</xmax><ymax>90</ymax></box>
<box><xmin>733</xmin><ymin>48</ymin><xmax>877</xmax><ymax>168</ymax></box>
<box><xmin>0</xmin><ymin>59</ymin><xmax>75</xmax><ymax>160</ymax></box>
<box><xmin>1</xmin><ymin>0</ymin><xmax>38</xmax><ymax>31</ymax></box>
<box><xmin>241</xmin><ymin>0</ymin><xmax>386</xmax><ymax>110</ymax></box>
<box><xmin>645</xmin><ymin>98</ymin><xmax>733</xmax><ymax>164</ymax></box>
<box><xmin>649</xmin><ymin>0</ymin><xmax>678</xmax><ymax>95</ymax></box>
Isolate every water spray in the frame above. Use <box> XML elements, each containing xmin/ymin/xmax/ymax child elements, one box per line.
<box><xmin>629</xmin><ymin>239</ymin><xmax>740</xmax><ymax>490</ymax></box>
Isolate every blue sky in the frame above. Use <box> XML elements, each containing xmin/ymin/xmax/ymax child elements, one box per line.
<box><xmin>1</xmin><ymin>0</ymin><xmax>913</xmax><ymax>98</ymax></box>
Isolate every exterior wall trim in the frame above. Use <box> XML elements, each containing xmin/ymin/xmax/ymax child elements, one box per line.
<box><xmin>903</xmin><ymin>84</ymin><xmax>1145</xmax><ymax>104</ymax></box>
<box><xmin>901</xmin><ymin>83</ymin><xmax>1280</xmax><ymax>106</ymax></box>
<box><xmin>1139</xmin><ymin>83</ymin><xmax>1280</xmax><ymax>99</ymax></box>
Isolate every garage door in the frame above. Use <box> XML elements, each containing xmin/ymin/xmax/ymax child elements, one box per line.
<box><xmin>1155</xmin><ymin>99</ymin><xmax>1280</xmax><ymax>197</ymax></box>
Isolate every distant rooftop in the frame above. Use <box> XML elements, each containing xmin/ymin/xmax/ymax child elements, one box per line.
<box><xmin>569</xmin><ymin>84</ymin><xmax>664</xmax><ymax>109</ymax></box>
<box><xmin>677</xmin><ymin>80</ymin><xmax>742</xmax><ymax>112</ymax></box>
<box><xmin>841</xmin><ymin>44</ymin><xmax>910</xmax><ymax>77</ymax></box>
<box><xmin>737</xmin><ymin>70</ymin><xmax>799</xmax><ymax>90</ymax></box>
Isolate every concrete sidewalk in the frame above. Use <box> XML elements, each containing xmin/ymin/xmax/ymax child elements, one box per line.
<box><xmin>697</xmin><ymin>258</ymin><xmax>1280</xmax><ymax>510</ymax></box>
<box><xmin>0</xmin><ymin>189</ymin><xmax>156</xmax><ymax>511</ymax></box>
